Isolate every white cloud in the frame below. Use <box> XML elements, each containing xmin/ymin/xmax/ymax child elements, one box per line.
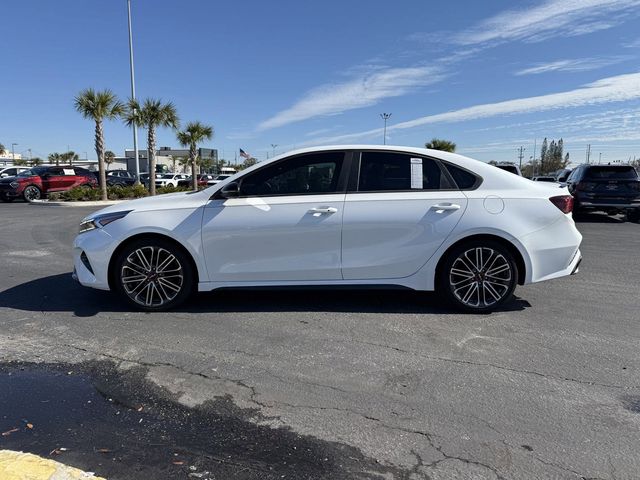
<box><xmin>515</xmin><ymin>56</ymin><xmax>628</xmax><ymax>75</ymax></box>
<box><xmin>257</xmin><ymin>66</ymin><xmax>446</xmax><ymax>131</ymax></box>
<box><xmin>454</xmin><ymin>0</ymin><xmax>640</xmax><ymax>45</ymax></box>
<box><xmin>310</xmin><ymin>72</ymin><xmax>640</xmax><ymax>144</ymax></box>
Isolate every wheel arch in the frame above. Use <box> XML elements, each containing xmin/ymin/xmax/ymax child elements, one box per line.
<box><xmin>107</xmin><ymin>232</ymin><xmax>201</xmax><ymax>291</ymax></box>
<box><xmin>435</xmin><ymin>233</ymin><xmax>527</xmax><ymax>286</ymax></box>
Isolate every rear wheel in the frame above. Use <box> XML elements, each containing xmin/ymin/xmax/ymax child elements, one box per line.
<box><xmin>113</xmin><ymin>238</ymin><xmax>195</xmax><ymax>311</ymax></box>
<box><xmin>438</xmin><ymin>240</ymin><xmax>518</xmax><ymax>313</ymax></box>
<box><xmin>23</xmin><ymin>185</ymin><xmax>41</xmax><ymax>202</ymax></box>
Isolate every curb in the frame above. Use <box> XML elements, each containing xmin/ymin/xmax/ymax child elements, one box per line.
<box><xmin>29</xmin><ymin>200</ymin><xmax>124</xmax><ymax>207</ymax></box>
<box><xmin>0</xmin><ymin>450</ymin><xmax>106</xmax><ymax>479</ymax></box>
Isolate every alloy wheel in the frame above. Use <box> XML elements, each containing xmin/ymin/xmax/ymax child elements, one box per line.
<box><xmin>120</xmin><ymin>246</ymin><xmax>184</xmax><ymax>307</ymax></box>
<box><xmin>23</xmin><ymin>186</ymin><xmax>41</xmax><ymax>202</ymax></box>
<box><xmin>449</xmin><ymin>247</ymin><xmax>513</xmax><ymax>308</ymax></box>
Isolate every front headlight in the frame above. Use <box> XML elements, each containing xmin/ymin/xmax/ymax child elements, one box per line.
<box><xmin>79</xmin><ymin>210</ymin><xmax>132</xmax><ymax>234</ymax></box>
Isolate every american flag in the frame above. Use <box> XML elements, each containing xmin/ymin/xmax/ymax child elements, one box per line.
<box><xmin>239</xmin><ymin>148</ymin><xmax>251</xmax><ymax>159</ymax></box>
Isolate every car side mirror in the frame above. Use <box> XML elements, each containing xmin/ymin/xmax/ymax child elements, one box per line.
<box><xmin>218</xmin><ymin>181</ymin><xmax>240</xmax><ymax>199</ymax></box>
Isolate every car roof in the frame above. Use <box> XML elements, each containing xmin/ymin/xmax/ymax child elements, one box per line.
<box><xmin>234</xmin><ymin>144</ymin><xmax>538</xmax><ymax>191</ymax></box>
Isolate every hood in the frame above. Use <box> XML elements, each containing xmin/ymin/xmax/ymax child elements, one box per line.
<box><xmin>84</xmin><ymin>189</ymin><xmax>213</xmax><ymax>219</ymax></box>
<box><xmin>0</xmin><ymin>176</ymin><xmax>18</xmax><ymax>183</ymax></box>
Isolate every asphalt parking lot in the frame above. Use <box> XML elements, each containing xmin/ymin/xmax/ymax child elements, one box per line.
<box><xmin>0</xmin><ymin>202</ymin><xmax>639</xmax><ymax>480</ymax></box>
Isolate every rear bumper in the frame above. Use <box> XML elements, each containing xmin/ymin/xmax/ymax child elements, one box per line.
<box><xmin>519</xmin><ymin>216</ymin><xmax>583</xmax><ymax>284</ymax></box>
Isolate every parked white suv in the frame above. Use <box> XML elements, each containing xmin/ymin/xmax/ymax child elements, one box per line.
<box><xmin>73</xmin><ymin>145</ymin><xmax>582</xmax><ymax>313</ymax></box>
<box><xmin>155</xmin><ymin>173</ymin><xmax>188</xmax><ymax>188</ymax></box>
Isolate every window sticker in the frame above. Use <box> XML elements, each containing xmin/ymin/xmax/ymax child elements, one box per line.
<box><xmin>63</xmin><ymin>169</ymin><xmax>75</xmax><ymax>175</ymax></box>
<box><xmin>410</xmin><ymin>158</ymin><xmax>422</xmax><ymax>189</ymax></box>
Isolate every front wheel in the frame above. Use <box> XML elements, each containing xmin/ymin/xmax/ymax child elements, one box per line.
<box><xmin>113</xmin><ymin>238</ymin><xmax>195</xmax><ymax>311</ymax></box>
<box><xmin>438</xmin><ymin>240</ymin><xmax>518</xmax><ymax>313</ymax></box>
<box><xmin>23</xmin><ymin>185</ymin><xmax>41</xmax><ymax>202</ymax></box>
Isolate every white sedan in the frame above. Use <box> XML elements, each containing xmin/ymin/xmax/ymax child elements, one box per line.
<box><xmin>73</xmin><ymin>145</ymin><xmax>582</xmax><ymax>312</ymax></box>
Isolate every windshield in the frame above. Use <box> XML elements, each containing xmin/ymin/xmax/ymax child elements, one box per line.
<box><xmin>160</xmin><ymin>174</ymin><xmax>175</xmax><ymax>179</ymax></box>
<box><xmin>216</xmin><ymin>175</ymin><xmax>230</xmax><ymax>180</ymax></box>
<box><xmin>586</xmin><ymin>166</ymin><xmax>638</xmax><ymax>180</ymax></box>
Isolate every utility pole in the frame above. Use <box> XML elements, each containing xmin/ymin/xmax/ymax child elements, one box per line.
<box><xmin>599</xmin><ymin>152</ymin><xmax>602</xmax><ymax>163</ymax></box>
<box><xmin>271</xmin><ymin>144</ymin><xmax>278</xmax><ymax>157</ymax></box>
<box><xmin>28</xmin><ymin>149</ymin><xmax>32</xmax><ymax>161</ymax></box>
<box><xmin>517</xmin><ymin>146</ymin><xmax>526</xmax><ymax>169</ymax></box>
<box><xmin>380</xmin><ymin>113</ymin><xmax>392</xmax><ymax>145</ymax></box>
<box><xmin>11</xmin><ymin>143</ymin><xmax>17</xmax><ymax>162</ymax></box>
<box><xmin>586</xmin><ymin>144</ymin><xmax>591</xmax><ymax>164</ymax></box>
<box><xmin>127</xmin><ymin>0</ymin><xmax>140</xmax><ymax>182</ymax></box>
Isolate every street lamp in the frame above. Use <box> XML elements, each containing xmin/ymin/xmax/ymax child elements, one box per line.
<box><xmin>127</xmin><ymin>0</ymin><xmax>140</xmax><ymax>183</ymax></box>
<box><xmin>380</xmin><ymin>113</ymin><xmax>392</xmax><ymax>145</ymax></box>
<box><xmin>11</xmin><ymin>143</ymin><xmax>18</xmax><ymax>162</ymax></box>
<box><xmin>271</xmin><ymin>144</ymin><xmax>278</xmax><ymax>157</ymax></box>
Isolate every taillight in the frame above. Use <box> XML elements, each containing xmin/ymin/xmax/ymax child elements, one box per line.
<box><xmin>549</xmin><ymin>195</ymin><xmax>573</xmax><ymax>214</ymax></box>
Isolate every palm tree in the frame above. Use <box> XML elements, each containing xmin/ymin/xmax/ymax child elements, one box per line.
<box><xmin>74</xmin><ymin>89</ymin><xmax>124</xmax><ymax>200</ymax></box>
<box><xmin>105</xmin><ymin>151</ymin><xmax>115</xmax><ymax>171</ymax></box>
<box><xmin>48</xmin><ymin>152</ymin><xmax>62</xmax><ymax>166</ymax></box>
<box><xmin>176</xmin><ymin>122</ymin><xmax>213</xmax><ymax>190</ymax></box>
<box><xmin>125</xmin><ymin>98</ymin><xmax>179</xmax><ymax>195</ymax></box>
<box><xmin>425</xmin><ymin>138</ymin><xmax>456</xmax><ymax>152</ymax></box>
<box><xmin>61</xmin><ymin>150</ymin><xmax>79</xmax><ymax>165</ymax></box>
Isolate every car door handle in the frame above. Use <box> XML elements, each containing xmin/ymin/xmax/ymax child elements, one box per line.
<box><xmin>308</xmin><ymin>207</ymin><xmax>338</xmax><ymax>215</ymax></box>
<box><xmin>432</xmin><ymin>203</ymin><xmax>461</xmax><ymax>211</ymax></box>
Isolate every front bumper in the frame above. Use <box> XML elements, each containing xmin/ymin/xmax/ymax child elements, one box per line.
<box><xmin>72</xmin><ymin>228</ymin><xmax>116</xmax><ymax>291</ymax></box>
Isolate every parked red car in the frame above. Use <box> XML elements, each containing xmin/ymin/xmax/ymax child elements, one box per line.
<box><xmin>0</xmin><ymin>165</ymin><xmax>97</xmax><ymax>202</ymax></box>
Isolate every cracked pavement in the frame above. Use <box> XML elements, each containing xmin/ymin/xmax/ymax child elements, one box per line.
<box><xmin>1</xmin><ymin>203</ymin><xmax>639</xmax><ymax>479</ymax></box>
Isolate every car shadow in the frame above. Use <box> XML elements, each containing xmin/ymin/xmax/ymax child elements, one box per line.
<box><xmin>574</xmin><ymin>212</ymin><xmax>628</xmax><ymax>224</ymax></box>
<box><xmin>0</xmin><ymin>273</ymin><xmax>531</xmax><ymax>317</ymax></box>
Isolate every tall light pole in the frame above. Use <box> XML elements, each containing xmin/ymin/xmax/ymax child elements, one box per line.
<box><xmin>271</xmin><ymin>144</ymin><xmax>278</xmax><ymax>157</ymax></box>
<box><xmin>11</xmin><ymin>143</ymin><xmax>17</xmax><ymax>162</ymax></box>
<box><xmin>380</xmin><ymin>113</ymin><xmax>392</xmax><ymax>145</ymax></box>
<box><xmin>127</xmin><ymin>0</ymin><xmax>140</xmax><ymax>182</ymax></box>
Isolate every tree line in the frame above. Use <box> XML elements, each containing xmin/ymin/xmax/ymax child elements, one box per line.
<box><xmin>74</xmin><ymin>88</ymin><xmax>213</xmax><ymax>200</ymax></box>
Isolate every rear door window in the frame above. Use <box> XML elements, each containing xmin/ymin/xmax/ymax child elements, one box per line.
<box><xmin>357</xmin><ymin>152</ymin><xmax>450</xmax><ymax>191</ymax></box>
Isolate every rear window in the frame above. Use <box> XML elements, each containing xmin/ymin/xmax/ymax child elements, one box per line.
<box><xmin>585</xmin><ymin>166</ymin><xmax>638</xmax><ymax>180</ymax></box>
<box><xmin>443</xmin><ymin>163</ymin><xmax>480</xmax><ymax>190</ymax></box>
<box><xmin>496</xmin><ymin>165</ymin><xmax>518</xmax><ymax>174</ymax></box>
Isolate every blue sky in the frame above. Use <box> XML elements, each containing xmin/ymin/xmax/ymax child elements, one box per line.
<box><xmin>2</xmin><ymin>0</ymin><xmax>640</xmax><ymax>165</ymax></box>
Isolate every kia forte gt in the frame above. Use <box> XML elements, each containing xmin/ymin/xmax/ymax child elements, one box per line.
<box><xmin>72</xmin><ymin>146</ymin><xmax>582</xmax><ymax>312</ymax></box>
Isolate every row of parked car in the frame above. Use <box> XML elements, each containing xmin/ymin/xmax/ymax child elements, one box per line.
<box><xmin>493</xmin><ymin>162</ymin><xmax>640</xmax><ymax>221</ymax></box>
<box><xmin>0</xmin><ymin>165</ymin><xmax>231</xmax><ymax>202</ymax></box>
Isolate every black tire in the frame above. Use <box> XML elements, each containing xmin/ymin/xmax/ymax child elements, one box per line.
<box><xmin>0</xmin><ymin>193</ymin><xmax>13</xmax><ymax>203</ymax></box>
<box><xmin>23</xmin><ymin>185</ymin><xmax>41</xmax><ymax>202</ymax></box>
<box><xmin>627</xmin><ymin>209</ymin><xmax>640</xmax><ymax>223</ymax></box>
<box><xmin>437</xmin><ymin>239</ymin><xmax>518</xmax><ymax>313</ymax></box>
<box><xmin>112</xmin><ymin>237</ymin><xmax>195</xmax><ymax>311</ymax></box>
